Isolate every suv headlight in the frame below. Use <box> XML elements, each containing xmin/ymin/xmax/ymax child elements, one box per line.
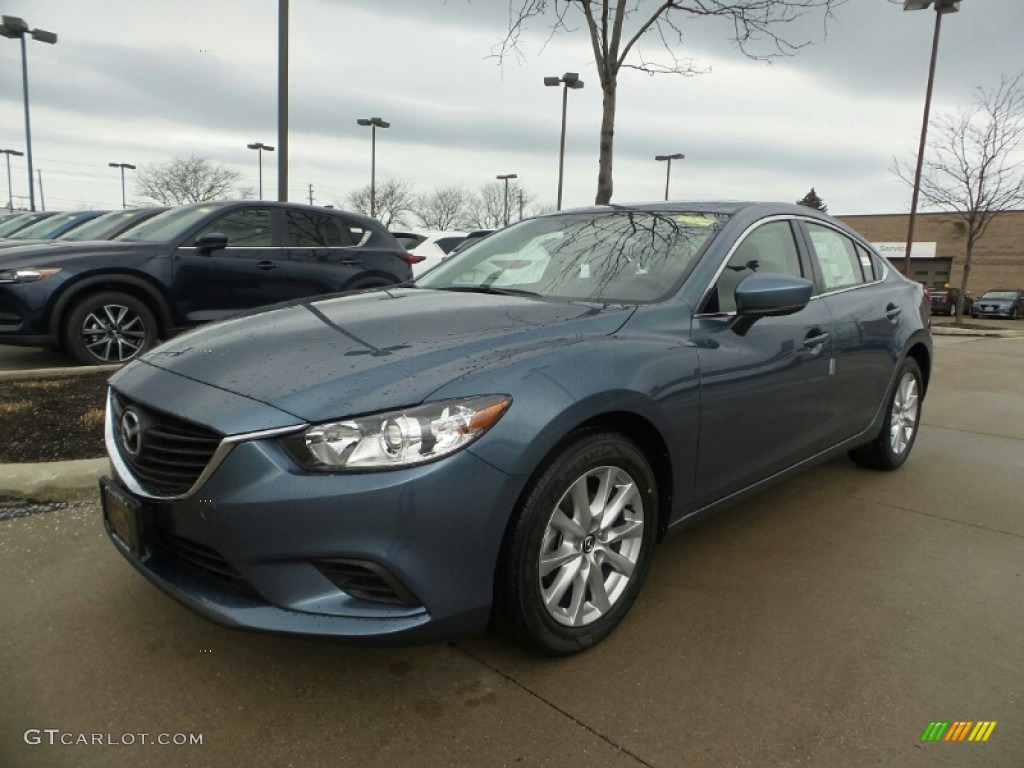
<box><xmin>0</xmin><ymin>267</ymin><xmax>62</xmax><ymax>284</ymax></box>
<box><xmin>282</xmin><ymin>395</ymin><xmax>511</xmax><ymax>471</ymax></box>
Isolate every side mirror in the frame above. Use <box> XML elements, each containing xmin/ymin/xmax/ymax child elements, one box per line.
<box><xmin>730</xmin><ymin>273</ymin><xmax>814</xmax><ymax>336</ymax></box>
<box><xmin>196</xmin><ymin>232</ymin><xmax>228</xmax><ymax>255</ymax></box>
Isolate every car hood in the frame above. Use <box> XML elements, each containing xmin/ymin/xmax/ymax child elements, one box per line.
<box><xmin>134</xmin><ymin>288</ymin><xmax>634</xmax><ymax>423</ymax></box>
<box><xmin>0</xmin><ymin>240</ymin><xmax>162</xmax><ymax>267</ymax></box>
<box><xmin>976</xmin><ymin>297</ymin><xmax>1014</xmax><ymax>305</ymax></box>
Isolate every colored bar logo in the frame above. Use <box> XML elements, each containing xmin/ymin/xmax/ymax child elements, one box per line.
<box><xmin>921</xmin><ymin>721</ymin><xmax>997</xmax><ymax>742</ymax></box>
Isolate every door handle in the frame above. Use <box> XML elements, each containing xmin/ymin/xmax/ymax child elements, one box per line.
<box><xmin>255</xmin><ymin>261</ymin><xmax>279</xmax><ymax>271</ymax></box>
<box><xmin>886</xmin><ymin>303</ymin><xmax>902</xmax><ymax>322</ymax></box>
<box><xmin>803</xmin><ymin>330</ymin><xmax>830</xmax><ymax>355</ymax></box>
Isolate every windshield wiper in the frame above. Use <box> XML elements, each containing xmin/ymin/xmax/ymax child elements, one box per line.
<box><xmin>432</xmin><ymin>285</ymin><xmax>542</xmax><ymax>297</ymax></box>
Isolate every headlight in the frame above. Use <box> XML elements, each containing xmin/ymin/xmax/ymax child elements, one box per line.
<box><xmin>282</xmin><ymin>395</ymin><xmax>511</xmax><ymax>471</ymax></box>
<box><xmin>0</xmin><ymin>267</ymin><xmax>62</xmax><ymax>284</ymax></box>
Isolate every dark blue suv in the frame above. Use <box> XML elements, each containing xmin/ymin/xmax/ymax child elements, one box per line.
<box><xmin>0</xmin><ymin>201</ymin><xmax>416</xmax><ymax>364</ymax></box>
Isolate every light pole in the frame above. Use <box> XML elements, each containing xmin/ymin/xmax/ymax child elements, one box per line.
<box><xmin>356</xmin><ymin>117</ymin><xmax>389</xmax><ymax>218</ymax></box>
<box><xmin>902</xmin><ymin>0</ymin><xmax>960</xmax><ymax>279</ymax></box>
<box><xmin>655</xmin><ymin>154</ymin><xmax>685</xmax><ymax>201</ymax></box>
<box><xmin>246</xmin><ymin>141</ymin><xmax>275</xmax><ymax>200</ymax></box>
<box><xmin>108</xmin><ymin>162</ymin><xmax>136</xmax><ymax>209</ymax></box>
<box><xmin>544</xmin><ymin>72</ymin><xmax>584</xmax><ymax>211</ymax></box>
<box><xmin>497</xmin><ymin>173</ymin><xmax>518</xmax><ymax>227</ymax></box>
<box><xmin>2</xmin><ymin>148</ymin><xmax>24</xmax><ymax>211</ymax></box>
<box><xmin>0</xmin><ymin>16</ymin><xmax>57</xmax><ymax>212</ymax></box>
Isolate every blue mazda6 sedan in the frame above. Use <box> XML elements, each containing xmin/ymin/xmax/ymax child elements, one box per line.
<box><xmin>101</xmin><ymin>202</ymin><xmax>932</xmax><ymax>655</ymax></box>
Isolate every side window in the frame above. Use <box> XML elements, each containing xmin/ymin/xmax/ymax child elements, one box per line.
<box><xmin>192</xmin><ymin>208</ymin><xmax>272</xmax><ymax>247</ymax></box>
<box><xmin>706</xmin><ymin>221</ymin><xmax>802</xmax><ymax>313</ymax></box>
<box><xmin>805</xmin><ymin>223</ymin><xmax>867</xmax><ymax>292</ymax></box>
<box><xmin>286</xmin><ymin>210</ymin><xmax>346</xmax><ymax>247</ymax></box>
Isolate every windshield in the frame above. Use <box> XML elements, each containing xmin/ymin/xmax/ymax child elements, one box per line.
<box><xmin>0</xmin><ymin>214</ymin><xmax>35</xmax><ymax>237</ymax></box>
<box><xmin>59</xmin><ymin>210</ymin><xmax>154</xmax><ymax>241</ymax></box>
<box><xmin>116</xmin><ymin>204</ymin><xmax>223</xmax><ymax>243</ymax></box>
<box><xmin>11</xmin><ymin>211</ymin><xmax>92</xmax><ymax>239</ymax></box>
<box><xmin>980</xmin><ymin>291</ymin><xmax>1018</xmax><ymax>300</ymax></box>
<box><xmin>416</xmin><ymin>210</ymin><xmax>727</xmax><ymax>303</ymax></box>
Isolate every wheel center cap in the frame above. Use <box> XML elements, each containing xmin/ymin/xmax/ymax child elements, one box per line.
<box><xmin>582</xmin><ymin>534</ymin><xmax>596</xmax><ymax>554</ymax></box>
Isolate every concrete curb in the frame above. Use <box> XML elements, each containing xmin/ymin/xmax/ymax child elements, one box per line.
<box><xmin>0</xmin><ymin>364</ymin><xmax>120</xmax><ymax>381</ymax></box>
<box><xmin>0</xmin><ymin>457</ymin><xmax>107</xmax><ymax>501</ymax></box>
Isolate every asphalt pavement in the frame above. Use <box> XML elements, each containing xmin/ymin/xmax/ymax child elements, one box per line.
<box><xmin>1</xmin><ymin>330</ymin><xmax>1022</xmax><ymax>767</ymax></box>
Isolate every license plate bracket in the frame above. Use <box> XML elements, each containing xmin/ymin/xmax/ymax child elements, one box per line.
<box><xmin>100</xmin><ymin>478</ymin><xmax>148</xmax><ymax>557</ymax></box>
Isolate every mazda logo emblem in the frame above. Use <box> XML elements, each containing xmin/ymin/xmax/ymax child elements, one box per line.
<box><xmin>120</xmin><ymin>409</ymin><xmax>142</xmax><ymax>457</ymax></box>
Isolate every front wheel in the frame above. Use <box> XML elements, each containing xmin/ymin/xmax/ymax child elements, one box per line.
<box><xmin>848</xmin><ymin>358</ymin><xmax>923</xmax><ymax>471</ymax></box>
<box><xmin>63</xmin><ymin>291</ymin><xmax>158</xmax><ymax>365</ymax></box>
<box><xmin>495</xmin><ymin>433</ymin><xmax>659</xmax><ymax>655</ymax></box>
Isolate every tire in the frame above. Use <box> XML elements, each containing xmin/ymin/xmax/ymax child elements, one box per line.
<box><xmin>848</xmin><ymin>358</ymin><xmax>923</xmax><ymax>471</ymax></box>
<box><xmin>494</xmin><ymin>432</ymin><xmax>659</xmax><ymax>655</ymax></box>
<box><xmin>344</xmin><ymin>277</ymin><xmax>398</xmax><ymax>292</ymax></box>
<box><xmin>63</xmin><ymin>291</ymin><xmax>158</xmax><ymax>365</ymax></box>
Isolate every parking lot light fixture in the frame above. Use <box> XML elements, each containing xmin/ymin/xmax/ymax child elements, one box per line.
<box><xmin>496</xmin><ymin>173</ymin><xmax>518</xmax><ymax>227</ymax></box>
<box><xmin>246</xmin><ymin>142</ymin><xmax>275</xmax><ymax>200</ymax></box>
<box><xmin>544</xmin><ymin>72</ymin><xmax>584</xmax><ymax>211</ymax></box>
<box><xmin>2</xmin><ymin>148</ymin><xmax>24</xmax><ymax>210</ymax></box>
<box><xmin>1</xmin><ymin>15</ymin><xmax>57</xmax><ymax>212</ymax></box>
<box><xmin>902</xmin><ymin>0</ymin><xmax>960</xmax><ymax>279</ymax></box>
<box><xmin>108</xmin><ymin>162</ymin><xmax>136</xmax><ymax>209</ymax></box>
<box><xmin>356</xmin><ymin>117</ymin><xmax>390</xmax><ymax>218</ymax></box>
<box><xmin>655</xmin><ymin>154</ymin><xmax>685</xmax><ymax>201</ymax></box>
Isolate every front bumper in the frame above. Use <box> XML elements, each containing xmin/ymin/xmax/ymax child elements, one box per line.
<box><xmin>972</xmin><ymin>304</ymin><xmax>1015</xmax><ymax>317</ymax></box>
<box><xmin>103</xmin><ymin>434</ymin><xmax>524</xmax><ymax>645</ymax></box>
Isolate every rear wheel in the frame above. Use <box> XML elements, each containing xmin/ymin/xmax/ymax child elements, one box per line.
<box><xmin>495</xmin><ymin>433</ymin><xmax>658</xmax><ymax>655</ymax></box>
<box><xmin>63</xmin><ymin>291</ymin><xmax>158</xmax><ymax>365</ymax></box>
<box><xmin>848</xmin><ymin>358</ymin><xmax>923</xmax><ymax>471</ymax></box>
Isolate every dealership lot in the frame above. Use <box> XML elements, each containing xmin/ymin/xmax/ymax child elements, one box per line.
<box><xmin>1</xmin><ymin>335</ymin><xmax>1022</xmax><ymax>768</ymax></box>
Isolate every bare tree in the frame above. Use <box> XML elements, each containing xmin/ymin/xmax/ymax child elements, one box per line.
<box><xmin>893</xmin><ymin>74</ymin><xmax>1024</xmax><ymax>322</ymax></box>
<box><xmin>464</xmin><ymin>181</ymin><xmax>535</xmax><ymax>228</ymax></box>
<box><xmin>344</xmin><ymin>178</ymin><xmax>417</xmax><ymax>228</ymax></box>
<box><xmin>413</xmin><ymin>186</ymin><xmax>472</xmax><ymax>229</ymax></box>
<box><xmin>135</xmin><ymin>155</ymin><xmax>243</xmax><ymax>205</ymax></box>
<box><xmin>497</xmin><ymin>0</ymin><xmax>845</xmax><ymax>204</ymax></box>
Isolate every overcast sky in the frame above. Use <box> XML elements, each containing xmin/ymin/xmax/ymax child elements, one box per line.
<box><xmin>1</xmin><ymin>0</ymin><xmax>1021</xmax><ymax>219</ymax></box>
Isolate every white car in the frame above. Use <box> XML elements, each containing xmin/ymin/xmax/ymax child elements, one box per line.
<box><xmin>392</xmin><ymin>230</ymin><xmax>468</xmax><ymax>276</ymax></box>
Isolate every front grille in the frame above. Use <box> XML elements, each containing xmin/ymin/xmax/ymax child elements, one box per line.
<box><xmin>313</xmin><ymin>558</ymin><xmax>421</xmax><ymax>606</ymax></box>
<box><xmin>111</xmin><ymin>391</ymin><xmax>223</xmax><ymax>496</ymax></box>
<box><xmin>154</xmin><ymin>529</ymin><xmax>256</xmax><ymax>596</ymax></box>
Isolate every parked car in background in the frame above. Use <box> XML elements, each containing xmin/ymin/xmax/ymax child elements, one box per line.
<box><xmin>0</xmin><ymin>201</ymin><xmax>415</xmax><ymax>364</ymax></box>
<box><xmin>970</xmin><ymin>289</ymin><xmax>1024</xmax><ymax>320</ymax></box>
<box><xmin>0</xmin><ymin>211</ymin><xmax>59</xmax><ymax>238</ymax></box>
<box><xmin>391</xmin><ymin>230</ymin><xmax>466</xmax><ymax>275</ymax></box>
<box><xmin>56</xmin><ymin>207</ymin><xmax>168</xmax><ymax>242</ymax></box>
<box><xmin>929</xmin><ymin>286</ymin><xmax>972</xmax><ymax>316</ymax></box>
<box><xmin>447</xmin><ymin>228</ymin><xmax>495</xmax><ymax>257</ymax></box>
<box><xmin>0</xmin><ymin>210</ymin><xmax>108</xmax><ymax>246</ymax></box>
<box><xmin>99</xmin><ymin>201</ymin><xmax>931</xmax><ymax>655</ymax></box>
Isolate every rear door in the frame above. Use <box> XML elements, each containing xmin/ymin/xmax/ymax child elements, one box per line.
<box><xmin>798</xmin><ymin>221</ymin><xmax>900</xmax><ymax>448</ymax></box>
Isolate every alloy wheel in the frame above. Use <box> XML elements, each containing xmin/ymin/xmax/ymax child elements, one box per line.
<box><xmin>889</xmin><ymin>372</ymin><xmax>920</xmax><ymax>456</ymax></box>
<box><xmin>80</xmin><ymin>303</ymin><xmax>147</xmax><ymax>362</ymax></box>
<box><xmin>538</xmin><ymin>465</ymin><xmax>645</xmax><ymax>627</ymax></box>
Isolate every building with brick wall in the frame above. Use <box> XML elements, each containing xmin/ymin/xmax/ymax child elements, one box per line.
<box><xmin>837</xmin><ymin>210</ymin><xmax>1024</xmax><ymax>294</ymax></box>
